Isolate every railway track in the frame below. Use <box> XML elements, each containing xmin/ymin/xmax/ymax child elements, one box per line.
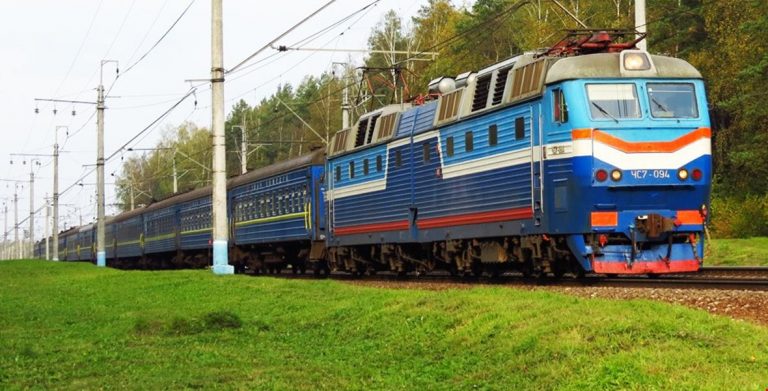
<box><xmin>271</xmin><ymin>265</ymin><xmax>768</xmax><ymax>291</ymax></box>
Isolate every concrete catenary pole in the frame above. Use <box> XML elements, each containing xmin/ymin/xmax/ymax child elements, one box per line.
<box><xmin>53</xmin><ymin>127</ymin><xmax>61</xmax><ymax>261</ymax></box>
<box><xmin>211</xmin><ymin>0</ymin><xmax>233</xmax><ymax>275</ymax></box>
<box><xmin>96</xmin><ymin>60</ymin><xmax>116</xmax><ymax>267</ymax></box>
<box><xmin>635</xmin><ymin>0</ymin><xmax>647</xmax><ymax>51</ymax></box>
<box><xmin>45</xmin><ymin>196</ymin><xmax>50</xmax><ymax>260</ymax></box>
<box><xmin>13</xmin><ymin>188</ymin><xmax>18</xmax><ymax>259</ymax></box>
<box><xmin>96</xmin><ymin>67</ymin><xmax>106</xmax><ymax>267</ymax></box>
<box><xmin>240</xmin><ymin>123</ymin><xmax>247</xmax><ymax>175</ymax></box>
<box><xmin>3</xmin><ymin>202</ymin><xmax>7</xmax><ymax>259</ymax></box>
<box><xmin>172</xmin><ymin>153</ymin><xmax>178</xmax><ymax>194</ymax></box>
<box><xmin>342</xmin><ymin>79</ymin><xmax>350</xmax><ymax>129</ymax></box>
<box><xmin>130</xmin><ymin>184</ymin><xmax>135</xmax><ymax>211</ymax></box>
<box><xmin>28</xmin><ymin>161</ymin><xmax>37</xmax><ymax>258</ymax></box>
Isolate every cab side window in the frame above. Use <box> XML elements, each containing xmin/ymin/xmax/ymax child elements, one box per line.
<box><xmin>553</xmin><ymin>88</ymin><xmax>568</xmax><ymax>123</ymax></box>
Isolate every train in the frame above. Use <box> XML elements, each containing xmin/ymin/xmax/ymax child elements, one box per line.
<box><xmin>35</xmin><ymin>31</ymin><xmax>712</xmax><ymax>277</ymax></box>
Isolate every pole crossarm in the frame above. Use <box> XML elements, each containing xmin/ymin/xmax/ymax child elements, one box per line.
<box><xmin>34</xmin><ymin>98</ymin><xmax>97</xmax><ymax>105</ymax></box>
<box><xmin>10</xmin><ymin>153</ymin><xmax>53</xmax><ymax>157</ymax></box>
<box><xmin>273</xmin><ymin>45</ymin><xmax>439</xmax><ymax>60</ymax></box>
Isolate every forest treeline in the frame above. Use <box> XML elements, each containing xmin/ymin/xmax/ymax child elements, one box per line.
<box><xmin>115</xmin><ymin>0</ymin><xmax>768</xmax><ymax>237</ymax></box>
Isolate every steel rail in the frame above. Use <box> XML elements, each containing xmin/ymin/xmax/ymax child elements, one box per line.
<box><xmin>254</xmin><ymin>267</ymin><xmax>768</xmax><ymax>291</ymax></box>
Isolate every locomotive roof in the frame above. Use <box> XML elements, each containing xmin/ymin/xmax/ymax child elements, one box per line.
<box><xmin>112</xmin><ymin>147</ymin><xmax>326</xmax><ymax>222</ymax></box>
<box><xmin>545</xmin><ymin>52</ymin><xmax>702</xmax><ymax>84</ymax></box>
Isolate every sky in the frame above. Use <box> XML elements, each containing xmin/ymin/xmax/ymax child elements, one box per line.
<box><xmin>0</xmin><ymin>0</ymin><xmax>461</xmax><ymax>240</ymax></box>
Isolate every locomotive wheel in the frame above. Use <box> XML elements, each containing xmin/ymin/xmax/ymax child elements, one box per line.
<box><xmin>471</xmin><ymin>262</ymin><xmax>483</xmax><ymax>278</ymax></box>
<box><xmin>485</xmin><ymin>263</ymin><xmax>501</xmax><ymax>278</ymax></box>
<box><xmin>448</xmin><ymin>263</ymin><xmax>459</xmax><ymax>277</ymax></box>
<box><xmin>311</xmin><ymin>261</ymin><xmax>328</xmax><ymax>277</ymax></box>
<box><xmin>520</xmin><ymin>260</ymin><xmax>534</xmax><ymax>278</ymax></box>
<box><xmin>551</xmin><ymin>262</ymin><xmax>565</xmax><ymax>280</ymax></box>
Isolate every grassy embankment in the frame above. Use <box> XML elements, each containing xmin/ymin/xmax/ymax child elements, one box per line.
<box><xmin>706</xmin><ymin>237</ymin><xmax>768</xmax><ymax>266</ymax></box>
<box><xmin>1</xmin><ymin>261</ymin><xmax>767</xmax><ymax>390</ymax></box>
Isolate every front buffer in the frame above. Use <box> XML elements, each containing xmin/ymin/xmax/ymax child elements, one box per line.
<box><xmin>568</xmin><ymin>209</ymin><xmax>705</xmax><ymax>274</ymax></box>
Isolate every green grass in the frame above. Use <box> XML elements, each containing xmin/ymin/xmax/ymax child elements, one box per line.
<box><xmin>1</xmin><ymin>261</ymin><xmax>767</xmax><ymax>390</ymax></box>
<box><xmin>706</xmin><ymin>237</ymin><xmax>768</xmax><ymax>266</ymax></box>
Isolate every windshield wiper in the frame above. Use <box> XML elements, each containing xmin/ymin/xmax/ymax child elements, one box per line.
<box><xmin>651</xmin><ymin>97</ymin><xmax>669</xmax><ymax>112</ymax></box>
<box><xmin>591</xmin><ymin>102</ymin><xmax>619</xmax><ymax>123</ymax></box>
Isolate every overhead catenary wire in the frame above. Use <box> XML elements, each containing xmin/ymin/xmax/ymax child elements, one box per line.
<box><xmin>58</xmin><ymin>0</ymin><xmax>196</xmax><ymax>148</ymax></box>
<box><xmin>106</xmin><ymin>88</ymin><xmax>198</xmax><ymax>162</ymax></box>
<box><xmin>120</xmin><ymin>0</ymin><xmax>196</xmax><ymax>77</ymax></box>
<box><xmin>52</xmin><ymin>0</ymin><xmax>105</xmax><ymax>98</ymax></box>
<box><xmin>393</xmin><ymin>0</ymin><xmax>533</xmax><ymax>67</ymax></box>
<box><xmin>125</xmin><ymin>0</ymin><xmax>171</xmax><ymax>66</ymax></box>
<box><xmin>46</xmin><ymin>87</ymin><xmax>197</xmax><ymax>208</ymax></box>
<box><xmin>226</xmin><ymin>0</ymin><xmax>340</xmax><ymax>75</ymax></box>
<box><xmin>101</xmin><ymin>0</ymin><xmax>139</xmax><ymax>59</ymax></box>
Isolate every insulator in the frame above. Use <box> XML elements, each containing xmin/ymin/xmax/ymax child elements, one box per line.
<box><xmin>53</xmin><ymin>108</ymin><xmax>57</xmax><ymax>115</ymax></box>
<box><xmin>72</xmin><ymin>109</ymin><xmax>76</xmax><ymax>116</ymax></box>
<box><xmin>34</xmin><ymin>107</ymin><xmax>39</xmax><ymax>114</ymax></box>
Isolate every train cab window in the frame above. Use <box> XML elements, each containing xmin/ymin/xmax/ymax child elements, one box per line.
<box><xmin>363</xmin><ymin>159</ymin><xmax>369</xmax><ymax>175</ymax></box>
<box><xmin>647</xmin><ymin>83</ymin><xmax>698</xmax><ymax>118</ymax></box>
<box><xmin>349</xmin><ymin>161</ymin><xmax>355</xmax><ymax>179</ymax></box>
<box><xmin>553</xmin><ymin>89</ymin><xmax>568</xmax><ymax>123</ymax></box>
<box><xmin>395</xmin><ymin>150</ymin><xmax>402</xmax><ymax>167</ymax></box>
<box><xmin>488</xmin><ymin>125</ymin><xmax>498</xmax><ymax>146</ymax></box>
<box><xmin>376</xmin><ymin>155</ymin><xmax>383</xmax><ymax>172</ymax></box>
<box><xmin>465</xmin><ymin>131</ymin><xmax>474</xmax><ymax>152</ymax></box>
<box><xmin>422</xmin><ymin>142</ymin><xmax>430</xmax><ymax>163</ymax></box>
<box><xmin>335</xmin><ymin>165</ymin><xmax>341</xmax><ymax>182</ymax></box>
<box><xmin>586</xmin><ymin>83</ymin><xmax>641</xmax><ymax>119</ymax></box>
<box><xmin>446</xmin><ymin>136</ymin><xmax>454</xmax><ymax>157</ymax></box>
<box><xmin>515</xmin><ymin>117</ymin><xmax>525</xmax><ymax>140</ymax></box>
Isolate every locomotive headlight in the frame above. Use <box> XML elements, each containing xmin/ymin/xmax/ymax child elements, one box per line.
<box><xmin>610</xmin><ymin>169</ymin><xmax>622</xmax><ymax>181</ymax></box>
<box><xmin>623</xmin><ymin>52</ymin><xmax>651</xmax><ymax>70</ymax></box>
<box><xmin>677</xmin><ymin>168</ymin><xmax>689</xmax><ymax>181</ymax></box>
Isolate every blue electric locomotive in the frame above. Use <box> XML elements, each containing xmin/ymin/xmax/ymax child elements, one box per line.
<box><xmin>324</xmin><ymin>31</ymin><xmax>710</xmax><ymax>276</ymax></box>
